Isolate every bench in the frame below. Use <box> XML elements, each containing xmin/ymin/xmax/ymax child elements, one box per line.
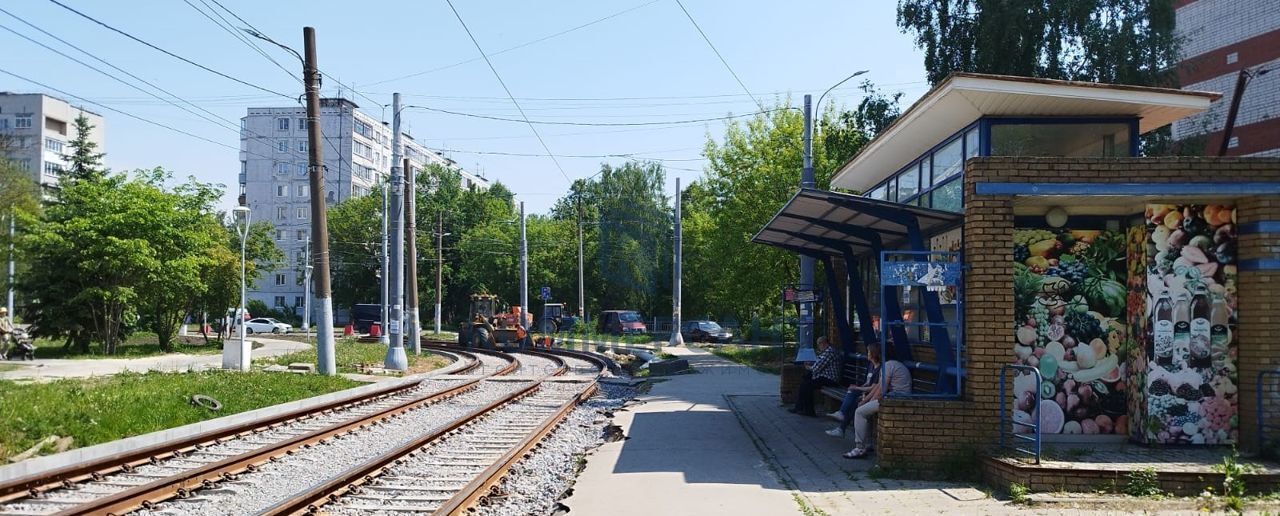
<box><xmin>817</xmin><ymin>354</ymin><xmax>947</xmax><ymax>411</ymax></box>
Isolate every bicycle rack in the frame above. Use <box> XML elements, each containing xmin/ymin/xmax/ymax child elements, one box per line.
<box><xmin>1257</xmin><ymin>369</ymin><xmax>1280</xmax><ymax>454</ymax></box>
<box><xmin>999</xmin><ymin>364</ymin><xmax>1042</xmax><ymax>464</ymax></box>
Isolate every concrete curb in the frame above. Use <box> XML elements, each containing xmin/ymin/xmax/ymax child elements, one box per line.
<box><xmin>0</xmin><ymin>349</ymin><xmax>471</xmax><ymax>481</ymax></box>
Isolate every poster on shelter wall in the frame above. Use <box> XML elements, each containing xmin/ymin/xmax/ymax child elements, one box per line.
<box><xmin>1011</xmin><ymin>228</ymin><xmax>1128</xmax><ymax>435</ymax></box>
<box><xmin>1124</xmin><ymin>224</ymin><xmax>1150</xmax><ymax>438</ymax></box>
<box><xmin>1143</xmin><ymin>204</ymin><xmax>1238</xmax><ymax>445</ymax></box>
<box><xmin>930</xmin><ymin>227</ymin><xmax>962</xmax><ymax>304</ymax></box>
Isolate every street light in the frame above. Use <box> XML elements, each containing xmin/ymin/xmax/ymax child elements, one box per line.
<box><xmin>815</xmin><ymin>70</ymin><xmax>869</xmax><ymax>134</ymax></box>
<box><xmin>435</xmin><ymin>223</ymin><xmax>451</xmax><ymax>336</ymax></box>
<box><xmin>226</xmin><ymin>206</ymin><xmax>252</xmax><ymax>371</ymax></box>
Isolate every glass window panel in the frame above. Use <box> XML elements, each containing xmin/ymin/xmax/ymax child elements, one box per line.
<box><xmin>923</xmin><ymin>154</ymin><xmax>935</xmax><ymax>188</ymax></box>
<box><xmin>990</xmin><ymin>122</ymin><xmax>1131</xmax><ymax>157</ymax></box>
<box><xmin>932</xmin><ymin>178</ymin><xmax>962</xmax><ymax>213</ymax></box>
<box><xmin>898</xmin><ymin>164</ymin><xmax>919</xmax><ymax>200</ymax></box>
<box><xmin>886</xmin><ymin>177</ymin><xmax>897</xmax><ymax>202</ymax></box>
<box><xmin>869</xmin><ymin>185</ymin><xmax>887</xmax><ymax>200</ymax></box>
<box><xmin>932</xmin><ymin>138</ymin><xmax>963</xmax><ymax>184</ymax></box>
<box><xmin>966</xmin><ymin>128</ymin><xmax>980</xmax><ymax>158</ymax></box>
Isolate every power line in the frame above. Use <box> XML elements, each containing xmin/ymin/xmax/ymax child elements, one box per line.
<box><xmin>443</xmin><ymin>0</ymin><xmax>571</xmax><ymax>184</ymax></box>
<box><xmin>408</xmin><ymin>104</ymin><xmax>785</xmax><ymax>126</ymax></box>
<box><xmin>365</xmin><ymin>0</ymin><xmax>660</xmax><ymax>87</ymax></box>
<box><xmin>672</xmin><ymin>0</ymin><xmax>763</xmax><ymax>111</ymax></box>
<box><xmin>434</xmin><ymin>147</ymin><xmax>706</xmax><ymax>162</ymax></box>
<box><xmin>184</xmin><ymin>0</ymin><xmax>303</xmax><ymax>84</ymax></box>
<box><xmin>45</xmin><ymin>0</ymin><xmax>294</xmax><ymax>100</ymax></box>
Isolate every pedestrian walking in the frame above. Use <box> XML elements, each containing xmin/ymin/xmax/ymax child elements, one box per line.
<box><xmin>0</xmin><ymin>307</ymin><xmax>13</xmax><ymax>360</ymax></box>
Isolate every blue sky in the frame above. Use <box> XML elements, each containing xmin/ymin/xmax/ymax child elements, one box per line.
<box><xmin>1</xmin><ymin>0</ymin><xmax>930</xmax><ymax>214</ymax></box>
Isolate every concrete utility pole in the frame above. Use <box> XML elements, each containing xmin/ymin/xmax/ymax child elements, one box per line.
<box><xmin>519</xmin><ymin>201</ymin><xmax>528</xmax><ymax>336</ymax></box>
<box><xmin>577</xmin><ymin>195</ymin><xmax>585</xmax><ymax>323</ymax></box>
<box><xmin>303</xmin><ymin>236</ymin><xmax>311</xmax><ymax>336</ymax></box>
<box><xmin>7</xmin><ymin>207</ymin><xmax>14</xmax><ymax>319</ymax></box>
<box><xmin>796</xmin><ymin>93</ymin><xmax>816</xmax><ymax>362</ymax></box>
<box><xmin>304</xmin><ymin>27</ymin><xmax>336</xmax><ymax>375</ymax></box>
<box><xmin>385</xmin><ymin>93</ymin><xmax>408</xmax><ymax>370</ymax></box>
<box><xmin>379</xmin><ymin>183</ymin><xmax>389</xmax><ymax>345</ymax></box>
<box><xmin>435</xmin><ymin>211</ymin><xmax>443</xmax><ymax>335</ymax></box>
<box><xmin>669</xmin><ymin>178</ymin><xmax>684</xmax><ymax>347</ymax></box>
<box><xmin>404</xmin><ymin>158</ymin><xmax>420</xmax><ymax>355</ymax></box>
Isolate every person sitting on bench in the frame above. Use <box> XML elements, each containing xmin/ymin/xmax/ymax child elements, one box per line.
<box><xmin>843</xmin><ymin>351</ymin><xmax>911</xmax><ymax>459</ymax></box>
<box><xmin>789</xmin><ymin>336</ymin><xmax>840</xmax><ymax>417</ymax></box>
<box><xmin>824</xmin><ymin>346</ymin><xmax>882</xmax><ymax>437</ymax></box>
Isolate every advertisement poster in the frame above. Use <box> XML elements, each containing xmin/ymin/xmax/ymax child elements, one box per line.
<box><xmin>1143</xmin><ymin>204</ymin><xmax>1238</xmax><ymax>444</ymax></box>
<box><xmin>1124</xmin><ymin>225</ymin><xmax>1150</xmax><ymax>438</ymax></box>
<box><xmin>1011</xmin><ymin>228</ymin><xmax>1129</xmax><ymax>435</ymax></box>
<box><xmin>930</xmin><ymin>227</ymin><xmax>962</xmax><ymax>304</ymax></box>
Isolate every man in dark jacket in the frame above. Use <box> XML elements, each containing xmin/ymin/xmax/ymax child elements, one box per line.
<box><xmin>790</xmin><ymin>336</ymin><xmax>840</xmax><ymax>416</ymax></box>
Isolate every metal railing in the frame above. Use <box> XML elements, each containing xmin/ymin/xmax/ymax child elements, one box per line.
<box><xmin>999</xmin><ymin>364</ymin><xmax>1042</xmax><ymax>464</ymax></box>
<box><xmin>1258</xmin><ymin>369</ymin><xmax>1280</xmax><ymax>454</ymax></box>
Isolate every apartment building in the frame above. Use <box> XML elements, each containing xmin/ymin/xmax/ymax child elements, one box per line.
<box><xmin>0</xmin><ymin>92</ymin><xmax>106</xmax><ymax>188</ymax></box>
<box><xmin>240</xmin><ymin>97</ymin><xmax>488</xmax><ymax>314</ymax></box>
<box><xmin>1172</xmin><ymin>0</ymin><xmax>1280</xmax><ymax>156</ymax></box>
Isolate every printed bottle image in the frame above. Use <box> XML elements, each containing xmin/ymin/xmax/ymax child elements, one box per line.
<box><xmin>1211</xmin><ymin>292</ymin><xmax>1230</xmax><ymax>372</ymax></box>
<box><xmin>1173</xmin><ymin>291</ymin><xmax>1191</xmax><ymax>370</ymax></box>
<box><xmin>1189</xmin><ymin>283</ymin><xmax>1212</xmax><ymax>369</ymax></box>
<box><xmin>1154</xmin><ymin>289</ymin><xmax>1174</xmax><ymax>369</ymax></box>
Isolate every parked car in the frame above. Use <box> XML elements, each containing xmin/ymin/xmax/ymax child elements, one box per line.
<box><xmin>243</xmin><ymin>317</ymin><xmax>292</xmax><ymax>334</ymax></box>
<box><xmin>682</xmin><ymin>320</ymin><xmax>734</xmax><ymax>343</ymax></box>
<box><xmin>597</xmin><ymin>310</ymin><xmax>647</xmax><ymax>335</ymax></box>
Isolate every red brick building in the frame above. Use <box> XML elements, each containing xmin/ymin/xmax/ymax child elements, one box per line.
<box><xmin>1174</xmin><ymin>0</ymin><xmax>1280</xmax><ymax>157</ymax></box>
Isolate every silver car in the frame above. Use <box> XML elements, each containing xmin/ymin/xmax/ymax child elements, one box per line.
<box><xmin>243</xmin><ymin>317</ymin><xmax>292</xmax><ymax>334</ymax></box>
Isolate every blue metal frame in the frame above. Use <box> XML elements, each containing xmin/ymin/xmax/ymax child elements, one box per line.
<box><xmin>975</xmin><ymin>182</ymin><xmax>1280</xmax><ymax>196</ymax></box>
<box><xmin>878</xmin><ymin>250</ymin><xmax>964</xmax><ymax>397</ymax></box>
<box><xmin>1000</xmin><ymin>364</ymin><xmax>1043</xmax><ymax>464</ymax></box>
<box><xmin>1241</xmin><ymin>258</ymin><xmax>1280</xmax><ymax>271</ymax></box>
<box><xmin>1240</xmin><ymin>221</ymin><xmax>1280</xmax><ymax>235</ymax></box>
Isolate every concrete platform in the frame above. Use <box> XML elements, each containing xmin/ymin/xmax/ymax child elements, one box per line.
<box><xmin>562</xmin><ymin>346</ymin><xmax>1025</xmax><ymax>515</ymax></box>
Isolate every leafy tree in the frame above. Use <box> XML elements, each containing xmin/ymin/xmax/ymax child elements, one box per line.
<box><xmin>326</xmin><ymin>188</ymin><xmax>383</xmax><ymax>310</ymax></box>
<box><xmin>1</xmin><ymin>150</ymin><xmax>41</xmax><ymax>308</ymax></box>
<box><xmin>896</xmin><ymin>0</ymin><xmax>1180</xmax><ymax>87</ymax></box>
<box><xmin>63</xmin><ymin>115</ymin><xmax>106</xmax><ymax>182</ymax></box>
<box><xmin>823</xmin><ymin>81</ymin><xmax>904</xmax><ymax>166</ymax></box>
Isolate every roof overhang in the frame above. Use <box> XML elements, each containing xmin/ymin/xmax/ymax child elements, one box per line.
<box><xmin>831</xmin><ymin>73</ymin><xmax>1221</xmax><ymax>193</ymax></box>
<box><xmin>751</xmin><ymin>188</ymin><xmax>962</xmax><ymax>257</ymax></box>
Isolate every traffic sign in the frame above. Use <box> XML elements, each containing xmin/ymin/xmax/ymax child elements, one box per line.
<box><xmin>539</xmin><ymin>286</ymin><xmax>551</xmax><ymax>300</ymax></box>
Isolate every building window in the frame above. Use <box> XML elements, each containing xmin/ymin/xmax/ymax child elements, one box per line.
<box><xmin>276</xmin><ymin>185</ymin><xmax>288</xmax><ymax>197</ymax></box>
<box><xmin>898</xmin><ymin>163</ymin><xmax>919</xmax><ymax>201</ymax></box>
<box><xmin>297</xmin><ymin>207</ymin><xmax>308</xmax><ymax>219</ymax></box>
<box><xmin>277</xmin><ymin>206</ymin><xmax>288</xmax><ymax>220</ymax></box>
<box><xmin>0</xmin><ymin>119</ymin><xmax>8</xmax><ymax>130</ymax></box>
<box><xmin>296</xmin><ymin>163</ymin><xmax>307</xmax><ymax>176</ymax></box>
<box><xmin>989</xmin><ymin>121</ymin><xmax>1132</xmax><ymax>158</ymax></box>
<box><xmin>352</xmin><ymin>185</ymin><xmax>368</xmax><ymax>197</ymax></box>
<box><xmin>275</xmin><ymin>274</ymin><xmax>286</xmax><ymax>285</ymax></box>
<box><xmin>296</xmin><ymin>250</ymin><xmax>307</xmax><ymax>263</ymax></box>
<box><xmin>354</xmin><ymin>120</ymin><xmax>373</xmax><ymax>138</ymax></box>
<box><xmin>931</xmin><ymin>178</ymin><xmax>962</xmax><ymax>213</ymax></box>
<box><xmin>44</xmin><ymin>138</ymin><xmax>63</xmax><ymax>153</ymax></box>
<box><xmin>277</xmin><ymin>140</ymin><xmax>287</xmax><ymax>153</ymax></box>
<box><xmin>43</xmin><ymin>162</ymin><xmax>61</xmax><ymax>177</ymax></box>
<box><xmin>276</xmin><ymin>162</ymin><xmax>290</xmax><ymax>175</ymax></box>
<box><xmin>241</xmin><ymin>161</ymin><xmax>247</xmax><ymax>174</ymax></box>
<box><xmin>296</xmin><ymin>230</ymin><xmax>306</xmax><ymax>241</ymax></box>
<box><xmin>274</xmin><ymin>296</ymin><xmax>285</xmax><ymax>307</ymax></box>
<box><xmin>297</xmin><ymin>184</ymin><xmax>308</xmax><ymax>197</ymax></box>
<box><xmin>294</xmin><ymin>296</ymin><xmax>304</xmax><ymax>307</ymax></box>
<box><xmin>297</xmin><ymin>117</ymin><xmax>306</xmax><ymax>130</ymax></box>
<box><xmin>277</xmin><ymin>117</ymin><xmax>290</xmax><ymax>131</ymax></box>
<box><xmin>297</xmin><ymin>140</ymin><xmax>307</xmax><ymax>153</ymax></box>
<box><xmin>276</xmin><ymin>229</ymin><xmax>285</xmax><ymax>240</ymax></box>
<box><xmin>17</xmin><ymin>159</ymin><xmax>31</xmax><ymax>171</ymax></box>
<box><xmin>327</xmin><ymin>191</ymin><xmax>335</xmax><ymax>201</ymax></box>
<box><xmin>15</xmin><ymin>115</ymin><xmax>32</xmax><ymax>129</ymax></box>
<box><xmin>931</xmin><ymin>137</ymin><xmax>963</xmax><ymax>186</ymax></box>
<box><xmin>354</xmin><ymin>141</ymin><xmax>373</xmax><ymax>159</ymax></box>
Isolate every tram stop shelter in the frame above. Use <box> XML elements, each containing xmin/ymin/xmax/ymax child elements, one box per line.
<box><xmin>753</xmin><ymin>72</ymin><xmax>1280</xmax><ymax>493</ymax></box>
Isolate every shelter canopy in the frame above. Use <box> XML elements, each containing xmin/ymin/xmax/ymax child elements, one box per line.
<box><xmin>751</xmin><ymin>188</ymin><xmax>962</xmax><ymax>257</ymax></box>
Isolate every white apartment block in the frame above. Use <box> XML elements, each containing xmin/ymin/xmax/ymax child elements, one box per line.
<box><xmin>240</xmin><ymin>97</ymin><xmax>488</xmax><ymax>314</ymax></box>
<box><xmin>0</xmin><ymin>92</ymin><xmax>105</xmax><ymax>188</ymax></box>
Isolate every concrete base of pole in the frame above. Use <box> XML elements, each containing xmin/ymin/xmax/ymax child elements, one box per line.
<box><xmin>316</xmin><ymin>297</ymin><xmax>337</xmax><ymax>375</ymax></box>
<box><xmin>434</xmin><ymin>304</ymin><xmax>441</xmax><ymax>335</ymax></box>
<box><xmin>384</xmin><ymin>341</ymin><xmax>408</xmax><ymax>370</ymax></box>
<box><xmin>408</xmin><ymin>308</ymin><xmax>420</xmax><ymax>354</ymax></box>
<box><xmin>669</xmin><ymin>332</ymin><xmax>684</xmax><ymax>347</ymax></box>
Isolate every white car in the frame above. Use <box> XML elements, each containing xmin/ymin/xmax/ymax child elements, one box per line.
<box><xmin>242</xmin><ymin>317</ymin><xmax>292</xmax><ymax>334</ymax></box>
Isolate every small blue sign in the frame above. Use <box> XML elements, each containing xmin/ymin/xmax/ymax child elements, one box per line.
<box><xmin>539</xmin><ymin>286</ymin><xmax>551</xmax><ymax>300</ymax></box>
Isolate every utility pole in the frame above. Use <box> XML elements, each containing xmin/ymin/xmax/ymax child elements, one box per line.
<box><xmin>303</xmin><ymin>26</ymin><xmax>336</xmax><ymax>375</ymax></box>
<box><xmin>577</xmin><ymin>195</ymin><xmax>585</xmax><ymax>324</ymax></box>
<box><xmin>303</xmin><ymin>236</ymin><xmax>311</xmax><ymax>337</ymax></box>
<box><xmin>384</xmin><ymin>93</ymin><xmax>408</xmax><ymax>370</ymax></box>
<box><xmin>796</xmin><ymin>93</ymin><xmax>816</xmax><ymax>361</ymax></box>
<box><xmin>404</xmin><ymin>158</ymin><xmax>420</xmax><ymax>355</ymax></box>
<box><xmin>519</xmin><ymin>201</ymin><xmax>528</xmax><ymax>339</ymax></box>
<box><xmin>669</xmin><ymin>178</ymin><xmax>684</xmax><ymax>347</ymax></box>
<box><xmin>379</xmin><ymin>182</ymin><xmax>389</xmax><ymax>345</ymax></box>
<box><xmin>7</xmin><ymin>206</ymin><xmax>14</xmax><ymax>319</ymax></box>
<box><xmin>435</xmin><ymin>210</ymin><xmax>443</xmax><ymax>335</ymax></box>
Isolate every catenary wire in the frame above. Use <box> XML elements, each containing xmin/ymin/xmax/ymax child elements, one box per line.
<box><xmin>183</xmin><ymin>0</ymin><xmax>303</xmax><ymax>85</ymax></box>
<box><xmin>45</xmin><ymin>0</ymin><xmax>294</xmax><ymax>100</ymax></box>
<box><xmin>407</xmin><ymin>104</ymin><xmax>785</xmax><ymax>126</ymax></box>
<box><xmin>672</xmin><ymin>0</ymin><xmax>763</xmax><ymax>111</ymax></box>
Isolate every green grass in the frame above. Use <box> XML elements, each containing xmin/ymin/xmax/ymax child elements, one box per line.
<box><xmin>32</xmin><ymin>333</ymin><xmax>251</xmax><ymax>360</ymax></box>
<box><xmin>561</xmin><ymin>331</ymin><xmax>654</xmax><ymax>345</ymax></box>
<box><xmin>0</xmin><ymin>370</ymin><xmax>360</xmax><ymax>462</ymax></box>
<box><xmin>710</xmin><ymin>344</ymin><xmax>797</xmax><ymax>374</ymax></box>
<box><xmin>267</xmin><ymin>338</ymin><xmax>450</xmax><ymax>375</ymax></box>
<box><xmin>0</xmin><ymin>363</ymin><xmax>27</xmax><ymax>373</ymax></box>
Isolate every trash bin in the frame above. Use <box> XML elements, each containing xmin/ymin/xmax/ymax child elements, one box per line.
<box><xmin>370</xmin><ymin>323</ymin><xmax>382</xmax><ymax>338</ymax></box>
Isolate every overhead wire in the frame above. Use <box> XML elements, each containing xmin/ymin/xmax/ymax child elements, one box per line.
<box><xmin>408</xmin><ymin>104</ymin><xmax>785</xmax><ymax>126</ymax></box>
<box><xmin>442</xmin><ymin>0</ymin><xmax>572</xmax><ymax>184</ymax></box>
<box><xmin>671</xmin><ymin>0</ymin><xmax>763</xmax><ymax>111</ymax></box>
<box><xmin>44</xmin><ymin>0</ymin><xmax>294</xmax><ymax>100</ymax></box>
<box><xmin>183</xmin><ymin>0</ymin><xmax>303</xmax><ymax>84</ymax></box>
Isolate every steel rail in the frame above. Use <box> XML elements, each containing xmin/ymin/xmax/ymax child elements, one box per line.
<box><xmin>435</xmin><ymin>382</ymin><xmax>599</xmax><ymax>515</ymax></box>
<box><xmin>0</xmin><ymin>348</ymin><xmax>475</xmax><ymax>504</ymax></box>
<box><xmin>42</xmin><ymin>350</ymin><xmax>518</xmax><ymax>516</ymax></box>
<box><xmin>259</xmin><ymin>353</ymin><xmax>575</xmax><ymax>516</ymax></box>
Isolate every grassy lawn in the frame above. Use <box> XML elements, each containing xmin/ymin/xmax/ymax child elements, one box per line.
<box><xmin>560</xmin><ymin>332</ymin><xmax>655</xmax><ymax>345</ymax></box>
<box><xmin>0</xmin><ymin>363</ymin><xmax>27</xmax><ymax>373</ymax></box>
<box><xmin>268</xmin><ymin>338</ymin><xmax>450</xmax><ymax>375</ymax></box>
<box><xmin>32</xmin><ymin>333</ymin><xmax>257</xmax><ymax>360</ymax></box>
<box><xmin>0</xmin><ymin>370</ymin><xmax>360</xmax><ymax>462</ymax></box>
<box><xmin>710</xmin><ymin>344</ymin><xmax>796</xmax><ymax>375</ymax></box>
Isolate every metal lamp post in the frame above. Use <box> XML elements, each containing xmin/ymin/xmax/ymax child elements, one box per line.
<box><xmin>226</xmin><ymin>206</ymin><xmax>252</xmax><ymax>371</ymax></box>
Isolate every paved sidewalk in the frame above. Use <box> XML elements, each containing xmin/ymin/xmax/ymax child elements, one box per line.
<box><xmin>563</xmin><ymin>346</ymin><xmax>1031</xmax><ymax>515</ymax></box>
<box><xmin>0</xmin><ymin>337</ymin><xmax>311</xmax><ymax>381</ymax></box>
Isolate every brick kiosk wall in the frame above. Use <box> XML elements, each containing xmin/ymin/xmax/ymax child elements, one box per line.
<box><xmin>875</xmin><ymin>157</ymin><xmax>1280</xmax><ymax>474</ymax></box>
